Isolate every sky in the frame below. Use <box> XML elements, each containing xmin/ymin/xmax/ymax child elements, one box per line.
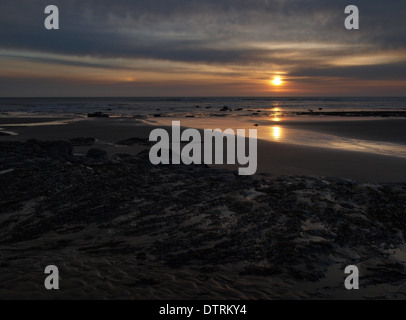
<box><xmin>1</xmin><ymin>0</ymin><xmax>406</xmax><ymax>97</ymax></box>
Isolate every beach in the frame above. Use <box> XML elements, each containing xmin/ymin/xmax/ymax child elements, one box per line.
<box><xmin>1</xmin><ymin>116</ymin><xmax>405</xmax><ymax>182</ymax></box>
<box><xmin>2</xmin><ymin>0</ymin><xmax>406</xmax><ymax>304</ymax></box>
<box><xmin>0</xmin><ymin>112</ymin><xmax>405</xmax><ymax>299</ymax></box>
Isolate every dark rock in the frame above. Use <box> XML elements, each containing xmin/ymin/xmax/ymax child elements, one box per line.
<box><xmin>113</xmin><ymin>153</ymin><xmax>132</xmax><ymax>160</ymax></box>
<box><xmin>0</xmin><ymin>132</ymin><xmax>11</xmax><ymax>136</ymax></box>
<box><xmin>116</xmin><ymin>137</ymin><xmax>151</xmax><ymax>146</ymax></box>
<box><xmin>88</xmin><ymin>112</ymin><xmax>109</xmax><ymax>118</ymax></box>
<box><xmin>69</xmin><ymin>137</ymin><xmax>96</xmax><ymax>146</ymax></box>
<box><xmin>25</xmin><ymin>139</ymin><xmax>73</xmax><ymax>159</ymax></box>
<box><xmin>86</xmin><ymin>148</ymin><xmax>108</xmax><ymax>160</ymax></box>
<box><xmin>134</xmin><ymin>277</ymin><xmax>160</xmax><ymax>286</ymax></box>
<box><xmin>1</xmin><ymin>138</ymin><xmax>406</xmax><ymax>299</ymax></box>
<box><xmin>153</xmin><ymin>114</ymin><xmax>162</xmax><ymax>118</ymax></box>
<box><xmin>220</xmin><ymin>106</ymin><xmax>229</xmax><ymax>111</ymax></box>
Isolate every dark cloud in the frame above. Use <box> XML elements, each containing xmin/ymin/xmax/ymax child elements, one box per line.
<box><xmin>1</xmin><ymin>0</ymin><xmax>406</xmax><ymax>96</ymax></box>
<box><xmin>1</xmin><ymin>0</ymin><xmax>406</xmax><ymax>62</ymax></box>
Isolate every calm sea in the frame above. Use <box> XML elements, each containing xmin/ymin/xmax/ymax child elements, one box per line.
<box><xmin>0</xmin><ymin>97</ymin><xmax>405</xmax><ymax>118</ymax></box>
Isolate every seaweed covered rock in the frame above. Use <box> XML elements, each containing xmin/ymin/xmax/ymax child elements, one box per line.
<box><xmin>86</xmin><ymin>148</ymin><xmax>108</xmax><ymax>160</ymax></box>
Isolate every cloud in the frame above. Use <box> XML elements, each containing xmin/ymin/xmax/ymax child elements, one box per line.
<box><xmin>1</xmin><ymin>0</ymin><xmax>406</xmax><ymax>62</ymax></box>
<box><xmin>0</xmin><ymin>52</ymin><xmax>134</xmax><ymax>70</ymax></box>
<box><xmin>292</xmin><ymin>61</ymin><xmax>406</xmax><ymax>81</ymax></box>
<box><xmin>1</xmin><ymin>0</ymin><xmax>406</xmax><ymax>96</ymax></box>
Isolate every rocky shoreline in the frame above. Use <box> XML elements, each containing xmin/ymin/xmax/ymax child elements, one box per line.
<box><xmin>1</xmin><ymin>139</ymin><xmax>406</xmax><ymax>299</ymax></box>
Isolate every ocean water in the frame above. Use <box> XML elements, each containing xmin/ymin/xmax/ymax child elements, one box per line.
<box><xmin>0</xmin><ymin>97</ymin><xmax>405</xmax><ymax>118</ymax></box>
<box><xmin>1</xmin><ymin>97</ymin><xmax>405</xmax><ymax>158</ymax></box>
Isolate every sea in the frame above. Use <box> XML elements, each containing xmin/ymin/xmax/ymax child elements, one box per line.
<box><xmin>0</xmin><ymin>97</ymin><xmax>405</xmax><ymax>158</ymax></box>
<box><xmin>0</xmin><ymin>97</ymin><xmax>405</xmax><ymax>118</ymax></box>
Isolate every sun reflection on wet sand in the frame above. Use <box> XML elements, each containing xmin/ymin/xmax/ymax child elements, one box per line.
<box><xmin>270</xmin><ymin>105</ymin><xmax>283</xmax><ymax>122</ymax></box>
<box><xmin>270</xmin><ymin>126</ymin><xmax>283</xmax><ymax>141</ymax></box>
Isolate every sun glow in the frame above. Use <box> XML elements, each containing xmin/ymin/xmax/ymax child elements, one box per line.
<box><xmin>272</xmin><ymin>76</ymin><xmax>283</xmax><ymax>86</ymax></box>
<box><xmin>271</xmin><ymin>126</ymin><xmax>282</xmax><ymax>141</ymax></box>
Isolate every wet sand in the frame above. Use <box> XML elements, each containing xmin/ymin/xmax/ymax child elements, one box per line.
<box><xmin>1</xmin><ymin>117</ymin><xmax>405</xmax><ymax>183</ymax></box>
<box><xmin>276</xmin><ymin>118</ymin><xmax>406</xmax><ymax>145</ymax></box>
<box><xmin>1</xmin><ymin>136</ymin><xmax>406</xmax><ymax>299</ymax></box>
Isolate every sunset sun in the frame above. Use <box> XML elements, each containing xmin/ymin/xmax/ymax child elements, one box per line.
<box><xmin>272</xmin><ymin>76</ymin><xmax>283</xmax><ymax>86</ymax></box>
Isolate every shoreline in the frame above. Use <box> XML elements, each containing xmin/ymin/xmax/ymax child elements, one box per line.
<box><xmin>274</xmin><ymin>118</ymin><xmax>406</xmax><ymax>145</ymax></box>
<box><xmin>0</xmin><ymin>116</ymin><xmax>405</xmax><ymax>183</ymax></box>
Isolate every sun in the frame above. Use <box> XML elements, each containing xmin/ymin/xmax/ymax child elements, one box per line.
<box><xmin>272</xmin><ymin>76</ymin><xmax>283</xmax><ymax>86</ymax></box>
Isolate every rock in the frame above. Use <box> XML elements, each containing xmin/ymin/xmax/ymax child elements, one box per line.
<box><xmin>116</xmin><ymin>137</ymin><xmax>151</xmax><ymax>146</ymax></box>
<box><xmin>134</xmin><ymin>277</ymin><xmax>160</xmax><ymax>286</ymax></box>
<box><xmin>153</xmin><ymin>114</ymin><xmax>162</xmax><ymax>118</ymax></box>
<box><xmin>69</xmin><ymin>137</ymin><xmax>96</xmax><ymax>146</ymax></box>
<box><xmin>86</xmin><ymin>148</ymin><xmax>108</xmax><ymax>160</ymax></box>
<box><xmin>0</xmin><ymin>132</ymin><xmax>11</xmax><ymax>136</ymax></box>
<box><xmin>220</xmin><ymin>106</ymin><xmax>229</xmax><ymax>111</ymax></box>
<box><xmin>88</xmin><ymin>112</ymin><xmax>109</xmax><ymax>118</ymax></box>
<box><xmin>113</xmin><ymin>153</ymin><xmax>132</xmax><ymax>161</ymax></box>
<box><xmin>1</xmin><ymin>138</ymin><xmax>406</xmax><ymax>299</ymax></box>
<box><xmin>25</xmin><ymin>139</ymin><xmax>73</xmax><ymax>159</ymax></box>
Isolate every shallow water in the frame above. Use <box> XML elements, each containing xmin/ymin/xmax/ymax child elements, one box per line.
<box><xmin>264</xmin><ymin>125</ymin><xmax>406</xmax><ymax>158</ymax></box>
<box><xmin>150</xmin><ymin>116</ymin><xmax>406</xmax><ymax>159</ymax></box>
<box><xmin>1</xmin><ymin>97</ymin><xmax>405</xmax><ymax>158</ymax></box>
